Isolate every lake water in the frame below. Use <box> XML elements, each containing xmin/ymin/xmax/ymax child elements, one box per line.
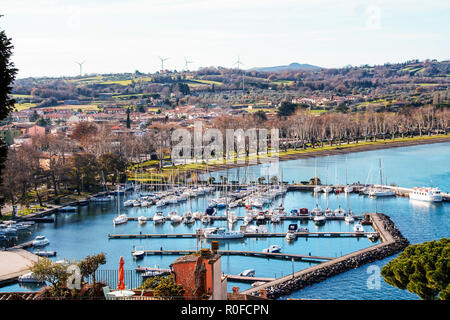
<box><xmin>2</xmin><ymin>142</ymin><xmax>449</xmax><ymax>300</ymax></box>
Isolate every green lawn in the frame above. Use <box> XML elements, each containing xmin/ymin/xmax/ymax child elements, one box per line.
<box><xmin>14</xmin><ymin>102</ymin><xmax>37</xmax><ymax>111</ymax></box>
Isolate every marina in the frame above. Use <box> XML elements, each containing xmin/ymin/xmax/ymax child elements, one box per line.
<box><xmin>1</xmin><ymin>142</ymin><xmax>449</xmax><ymax>300</ymax></box>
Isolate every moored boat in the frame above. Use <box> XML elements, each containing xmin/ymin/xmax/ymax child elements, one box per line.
<box><xmin>409</xmin><ymin>187</ymin><xmax>443</xmax><ymax>202</ymax></box>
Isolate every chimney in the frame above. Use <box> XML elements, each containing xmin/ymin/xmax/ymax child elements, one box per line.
<box><xmin>201</xmin><ymin>248</ymin><xmax>210</xmax><ymax>257</ymax></box>
<box><xmin>211</xmin><ymin>241</ymin><xmax>219</xmax><ymax>253</ymax></box>
<box><xmin>232</xmin><ymin>286</ymin><xmax>239</xmax><ymax>295</ymax></box>
<box><xmin>259</xmin><ymin>289</ymin><xmax>267</xmax><ymax>299</ymax></box>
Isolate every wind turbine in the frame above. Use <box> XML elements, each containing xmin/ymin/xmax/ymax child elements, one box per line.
<box><xmin>159</xmin><ymin>56</ymin><xmax>169</xmax><ymax>72</ymax></box>
<box><xmin>184</xmin><ymin>57</ymin><xmax>194</xmax><ymax>71</ymax></box>
<box><xmin>234</xmin><ymin>56</ymin><xmax>245</xmax><ymax>92</ymax></box>
<box><xmin>234</xmin><ymin>56</ymin><xmax>243</xmax><ymax>70</ymax></box>
<box><xmin>75</xmin><ymin>61</ymin><xmax>85</xmax><ymax>77</ymax></box>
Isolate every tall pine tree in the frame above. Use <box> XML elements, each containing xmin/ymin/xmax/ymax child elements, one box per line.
<box><xmin>0</xmin><ymin>22</ymin><xmax>18</xmax><ymax>216</ymax></box>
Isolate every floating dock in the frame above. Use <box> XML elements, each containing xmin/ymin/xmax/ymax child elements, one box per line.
<box><xmin>134</xmin><ymin>249</ymin><xmax>333</xmax><ymax>263</ymax></box>
<box><xmin>110</xmin><ymin>231</ymin><xmax>377</xmax><ymax>239</ymax></box>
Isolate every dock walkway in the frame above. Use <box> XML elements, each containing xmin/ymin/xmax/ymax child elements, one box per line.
<box><xmin>137</xmin><ymin>249</ymin><xmax>333</xmax><ymax>263</ymax></box>
<box><xmin>110</xmin><ymin>231</ymin><xmax>377</xmax><ymax>239</ymax></box>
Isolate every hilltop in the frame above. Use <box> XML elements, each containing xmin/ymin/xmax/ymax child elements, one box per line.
<box><xmin>249</xmin><ymin>62</ymin><xmax>322</xmax><ymax>72</ymax></box>
<box><xmin>8</xmin><ymin>59</ymin><xmax>450</xmax><ymax>116</ymax></box>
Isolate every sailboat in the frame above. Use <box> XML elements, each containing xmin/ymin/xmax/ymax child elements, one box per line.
<box><xmin>313</xmin><ymin>159</ymin><xmax>322</xmax><ymax>193</ymax></box>
<box><xmin>113</xmin><ymin>185</ymin><xmax>128</xmax><ymax>225</ymax></box>
<box><xmin>344</xmin><ymin>156</ymin><xmax>353</xmax><ymax>193</ymax></box>
<box><xmin>368</xmin><ymin>159</ymin><xmax>396</xmax><ymax>197</ymax></box>
<box><xmin>322</xmin><ymin>159</ymin><xmax>333</xmax><ymax>193</ymax></box>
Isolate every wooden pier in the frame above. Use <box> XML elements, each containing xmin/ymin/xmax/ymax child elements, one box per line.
<box><xmin>110</xmin><ymin>231</ymin><xmax>377</xmax><ymax>239</ymax></box>
<box><xmin>126</xmin><ymin>215</ymin><xmax>363</xmax><ymax>222</ymax></box>
<box><xmin>135</xmin><ymin>249</ymin><xmax>333</xmax><ymax>263</ymax></box>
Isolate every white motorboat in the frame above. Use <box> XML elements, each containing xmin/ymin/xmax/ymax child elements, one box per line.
<box><xmin>313</xmin><ymin>186</ymin><xmax>322</xmax><ymax>193</ymax></box>
<box><xmin>34</xmin><ymin>250</ymin><xmax>57</xmax><ymax>257</ymax></box>
<box><xmin>183</xmin><ymin>215</ymin><xmax>196</xmax><ymax>225</ymax></box>
<box><xmin>155</xmin><ymin>199</ymin><xmax>166</xmax><ymax>207</ymax></box>
<box><xmin>344</xmin><ymin>185</ymin><xmax>354</xmax><ymax>193</ymax></box>
<box><xmin>113</xmin><ymin>214</ymin><xmax>128</xmax><ymax>225</ymax></box>
<box><xmin>255</xmin><ymin>211</ymin><xmax>266</xmax><ymax>221</ymax></box>
<box><xmin>334</xmin><ymin>206</ymin><xmax>346</xmax><ymax>216</ymax></box>
<box><xmin>239</xmin><ymin>269</ymin><xmax>255</xmax><ymax>277</ymax></box>
<box><xmin>132</xmin><ymin>200</ymin><xmax>142</xmax><ymax>207</ymax></box>
<box><xmin>138</xmin><ymin>216</ymin><xmax>147</xmax><ymax>225</ymax></box>
<box><xmin>32</xmin><ymin>235</ymin><xmax>50</xmax><ymax>247</ymax></box>
<box><xmin>171</xmin><ymin>214</ymin><xmax>183</xmax><ymax>224</ymax></box>
<box><xmin>132</xmin><ymin>249</ymin><xmax>145</xmax><ymax>259</ymax></box>
<box><xmin>313</xmin><ymin>215</ymin><xmax>326</xmax><ymax>226</ymax></box>
<box><xmin>353</xmin><ymin>223</ymin><xmax>364</xmax><ymax>233</ymax></box>
<box><xmin>193</xmin><ymin>211</ymin><xmax>203</xmax><ymax>220</ymax></box>
<box><xmin>204</xmin><ymin>228</ymin><xmax>244</xmax><ymax>239</ymax></box>
<box><xmin>367</xmin><ymin>233</ymin><xmax>380</xmax><ymax>242</ymax></box>
<box><xmin>345</xmin><ymin>214</ymin><xmax>355</xmax><ymax>224</ymax></box>
<box><xmin>167</xmin><ymin>211</ymin><xmax>177</xmax><ymax>219</ymax></box>
<box><xmin>90</xmin><ymin>195</ymin><xmax>113</xmax><ymax>202</ymax></box>
<box><xmin>322</xmin><ymin>186</ymin><xmax>333</xmax><ymax>193</ymax></box>
<box><xmin>324</xmin><ymin>208</ymin><xmax>333</xmax><ymax>217</ymax></box>
<box><xmin>18</xmin><ymin>272</ymin><xmax>45</xmax><ymax>284</ymax></box>
<box><xmin>368</xmin><ymin>188</ymin><xmax>396</xmax><ymax>197</ymax></box>
<box><xmin>201</xmin><ymin>215</ymin><xmax>211</xmax><ymax>225</ymax></box>
<box><xmin>153</xmin><ymin>212</ymin><xmax>165</xmax><ymax>224</ymax></box>
<box><xmin>409</xmin><ymin>187</ymin><xmax>443</xmax><ymax>202</ymax></box>
<box><xmin>58</xmin><ymin>205</ymin><xmax>77</xmax><ymax>212</ymax></box>
<box><xmin>140</xmin><ymin>200</ymin><xmax>151</xmax><ymax>207</ymax></box>
<box><xmin>262</xmin><ymin>245</ymin><xmax>282</xmax><ymax>253</ymax></box>
<box><xmin>285</xmin><ymin>232</ymin><xmax>297</xmax><ymax>241</ymax></box>
<box><xmin>311</xmin><ymin>206</ymin><xmax>323</xmax><ymax>216</ymax></box>
<box><xmin>123</xmin><ymin>199</ymin><xmax>135</xmax><ymax>207</ymax></box>
<box><xmin>271</xmin><ymin>214</ymin><xmax>281</xmax><ymax>223</ymax></box>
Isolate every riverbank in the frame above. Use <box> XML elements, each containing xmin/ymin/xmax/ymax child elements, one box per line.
<box><xmin>197</xmin><ymin>135</ymin><xmax>450</xmax><ymax>175</ymax></box>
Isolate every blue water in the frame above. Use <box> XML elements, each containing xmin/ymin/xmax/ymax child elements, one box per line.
<box><xmin>2</xmin><ymin>142</ymin><xmax>450</xmax><ymax>300</ymax></box>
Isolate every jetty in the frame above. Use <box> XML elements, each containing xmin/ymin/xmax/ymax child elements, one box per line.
<box><xmin>240</xmin><ymin>212</ymin><xmax>409</xmax><ymax>298</ymax></box>
<box><xmin>126</xmin><ymin>215</ymin><xmax>363</xmax><ymax>222</ymax></box>
<box><xmin>134</xmin><ymin>249</ymin><xmax>333</xmax><ymax>263</ymax></box>
<box><xmin>109</xmin><ymin>231</ymin><xmax>377</xmax><ymax>240</ymax></box>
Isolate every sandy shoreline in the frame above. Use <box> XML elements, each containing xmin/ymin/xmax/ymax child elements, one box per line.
<box><xmin>200</xmin><ymin>135</ymin><xmax>450</xmax><ymax>174</ymax></box>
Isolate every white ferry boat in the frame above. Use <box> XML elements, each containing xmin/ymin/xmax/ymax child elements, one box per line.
<box><xmin>409</xmin><ymin>187</ymin><xmax>443</xmax><ymax>202</ymax></box>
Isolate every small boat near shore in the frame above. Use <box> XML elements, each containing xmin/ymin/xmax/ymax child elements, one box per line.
<box><xmin>18</xmin><ymin>272</ymin><xmax>45</xmax><ymax>284</ymax></box>
<box><xmin>34</xmin><ymin>250</ymin><xmax>57</xmax><ymax>257</ymax></box>
<box><xmin>32</xmin><ymin>235</ymin><xmax>50</xmax><ymax>247</ymax></box>
<box><xmin>58</xmin><ymin>205</ymin><xmax>77</xmax><ymax>212</ymax></box>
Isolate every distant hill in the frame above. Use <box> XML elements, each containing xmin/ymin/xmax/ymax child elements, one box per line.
<box><xmin>249</xmin><ymin>62</ymin><xmax>322</xmax><ymax>72</ymax></box>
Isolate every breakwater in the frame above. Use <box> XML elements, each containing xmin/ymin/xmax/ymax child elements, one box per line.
<box><xmin>241</xmin><ymin>213</ymin><xmax>409</xmax><ymax>299</ymax></box>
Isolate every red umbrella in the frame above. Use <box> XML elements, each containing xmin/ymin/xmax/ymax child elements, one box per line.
<box><xmin>118</xmin><ymin>256</ymin><xmax>125</xmax><ymax>290</ymax></box>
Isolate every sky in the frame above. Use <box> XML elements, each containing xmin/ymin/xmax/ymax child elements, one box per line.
<box><xmin>1</xmin><ymin>0</ymin><xmax>449</xmax><ymax>78</ymax></box>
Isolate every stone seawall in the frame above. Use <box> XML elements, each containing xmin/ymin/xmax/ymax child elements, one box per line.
<box><xmin>243</xmin><ymin>213</ymin><xmax>409</xmax><ymax>299</ymax></box>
